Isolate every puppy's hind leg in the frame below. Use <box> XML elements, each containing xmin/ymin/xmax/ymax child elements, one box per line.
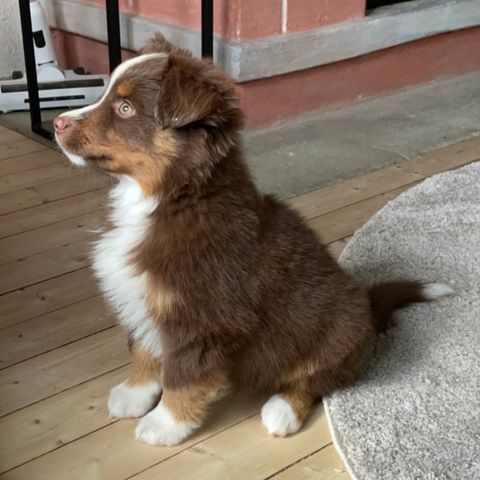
<box><xmin>261</xmin><ymin>381</ymin><xmax>314</xmax><ymax>437</ymax></box>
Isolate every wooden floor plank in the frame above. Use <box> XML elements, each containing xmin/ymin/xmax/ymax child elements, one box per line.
<box><xmin>289</xmin><ymin>163</ymin><xmax>422</xmax><ymax>220</ymax></box>
<box><xmin>327</xmin><ymin>237</ymin><xmax>352</xmax><ymax>259</ymax></box>
<box><xmin>0</xmin><ymin>138</ymin><xmax>48</xmax><ymax>161</ymax></box>
<box><xmin>0</xmin><ymin>172</ymin><xmax>107</xmax><ymax>216</ymax></box>
<box><xmin>0</xmin><ymin>393</ymin><xmax>262</xmax><ymax>480</ymax></box>
<box><xmin>0</xmin><ymin>327</ymin><xmax>128</xmax><ymax>417</ymax></box>
<box><xmin>0</xmin><ymin>129</ymin><xmax>26</xmax><ymax>145</ymax></box>
<box><xmin>0</xmin><ymin>239</ymin><xmax>90</xmax><ymax>295</ymax></box>
<box><xmin>290</xmin><ymin>136</ymin><xmax>480</xmax><ymax>221</ymax></box>
<box><xmin>0</xmin><ymin>296</ymin><xmax>113</xmax><ymax>369</ymax></box>
<box><xmin>131</xmin><ymin>407</ymin><xmax>330</xmax><ymax>480</ymax></box>
<box><xmin>0</xmin><ymin>163</ymin><xmax>85</xmax><ymax>196</ymax></box>
<box><xmin>0</xmin><ymin>189</ymin><xmax>106</xmax><ymax>238</ymax></box>
<box><xmin>309</xmin><ymin>184</ymin><xmax>416</xmax><ymax>244</ymax></box>
<box><xmin>273</xmin><ymin>444</ymin><xmax>349</xmax><ymax>480</ymax></box>
<box><xmin>0</xmin><ymin>367</ymin><xmax>127</xmax><ymax>474</ymax></box>
<box><xmin>0</xmin><ymin>210</ymin><xmax>103</xmax><ymax>264</ymax></box>
<box><xmin>0</xmin><ymin>149</ymin><xmax>63</xmax><ymax>177</ymax></box>
<box><xmin>401</xmin><ymin>136</ymin><xmax>480</xmax><ymax>177</ymax></box>
<box><xmin>0</xmin><ymin>268</ymin><xmax>98</xmax><ymax>330</ymax></box>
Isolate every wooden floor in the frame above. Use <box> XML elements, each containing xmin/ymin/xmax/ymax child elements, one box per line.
<box><xmin>0</xmin><ymin>124</ymin><xmax>479</xmax><ymax>480</ymax></box>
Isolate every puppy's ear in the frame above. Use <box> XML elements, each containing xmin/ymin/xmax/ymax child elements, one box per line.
<box><xmin>156</xmin><ymin>55</ymin><xmax>241</xmax><ymax>130</ymax></box>
<box><xmin>140</xmin><ymin>33</ymin><xmax>175</xmax><ymax>55</ymax></box>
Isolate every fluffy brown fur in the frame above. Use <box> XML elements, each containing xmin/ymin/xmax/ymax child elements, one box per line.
<box><xmin>54</xmin><ymin>34</ymin><xmax>450</xmax><ymax>445</ymax></box>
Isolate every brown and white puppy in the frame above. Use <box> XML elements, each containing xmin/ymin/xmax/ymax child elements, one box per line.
<box><xmin>54</xmin><ymin>35</ymin><xmax>453</xmax><ymax>446</ymax></box>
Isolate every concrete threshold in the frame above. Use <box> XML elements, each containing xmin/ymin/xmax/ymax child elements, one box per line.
<box><xmin>244</xmin><ymin>70</ymin><xmax>480</xmax><ymax>198</ymax></box>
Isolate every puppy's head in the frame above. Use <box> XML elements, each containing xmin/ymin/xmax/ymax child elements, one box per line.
<box><xmin>55</xmin><ymin>35</ymin><xmax>243</xmax><ymax>195</ymax></box>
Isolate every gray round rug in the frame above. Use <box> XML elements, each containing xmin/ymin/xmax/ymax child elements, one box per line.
<box><xmin>324</xmin><ymin>162</ymin><xmax>480</xmax><ymax>480</ymax></box>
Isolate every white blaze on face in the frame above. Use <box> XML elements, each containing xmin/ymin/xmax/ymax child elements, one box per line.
<box><xmin>56</xmin><ymin>52</ymin><xmax>168</xmax><ymax>166</ymax></box>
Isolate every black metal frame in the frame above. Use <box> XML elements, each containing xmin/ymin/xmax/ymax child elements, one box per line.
<box><xmin>201</xmin><ymin>0</ymin><xmax>214</xmax><ymax>58</ymax></box>
<box><xmin>19</xmin><ymin>0</ymin><xmax>214</xmax><ymax>140</ymax></box>
<box><xmin>19</xmin><ymin>0</ymin><xmax>50</xmax><ymax>139</ymax></box>
<box><xmin>106</xmin><ymin>0</ymin><xmax>122</xmax><ymax>73</ymax></box>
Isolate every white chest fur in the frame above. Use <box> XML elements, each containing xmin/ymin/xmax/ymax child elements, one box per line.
<box><xmin>92</xmin><ymin>177</ymin><xmax>163</xmax><ymax>357</ymax></box>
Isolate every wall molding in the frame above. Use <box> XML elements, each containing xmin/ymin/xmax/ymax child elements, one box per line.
<box><xmin>43</xmin><ymin>0</ymin><xmax>480</xmax><ymax>82</ymax></box>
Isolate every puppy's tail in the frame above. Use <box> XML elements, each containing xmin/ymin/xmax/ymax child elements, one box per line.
<box><xmin>368</xmin><ymin>281</ymin><xmax>453</xmax><ymax>333</ymax></box>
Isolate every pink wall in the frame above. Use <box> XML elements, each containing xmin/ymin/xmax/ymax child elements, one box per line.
<box><xmin>52</xmin><ymin>30</ymin><xmax>134</xmax><ymax>74</ymax></box>
<box><xmin>239</xmin><ymin>27</ymin><xmax>480</xmax><ymax>126</ymax></box>
<box><xmin>84</xmin><ymin>0</ymin><xmax>364</xmax><ymax>39</ymax></box>
<box><xmin>287</xmin><ymin>0</ymin><xmax>366</xmax><ymax>32</ymax></box>
<box><xmin>85</xmin><ymin>0</ymin><xmax>281</xmax><ymax>39</ymax></box>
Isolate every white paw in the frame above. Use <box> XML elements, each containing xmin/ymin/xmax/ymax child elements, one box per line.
<box><xmin>108</xmin><ymin>381</ymin><xmax>161</xmax><ymax>418</ymax></box>
<box><xmin>261</xmin><ymin>394</ymin><xmax>301</xmax><ymax>437</ymax></box>
<box><xmin>135</xmin><ymin>402</ymin><xmax>198</xmax><ymax>446</ymax></box>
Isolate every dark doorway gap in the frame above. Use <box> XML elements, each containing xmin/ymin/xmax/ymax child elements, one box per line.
<box><xmin>367</xmin><ymin>0</ymin><xmax>413</xmax><ymax>9</ymax></box>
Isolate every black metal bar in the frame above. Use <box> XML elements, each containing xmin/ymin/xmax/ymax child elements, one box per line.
<box><xmin>18</xmin><ymin>0</ymin><xmax>52</xmax><ymax>139</ymax></box>
<box><xmin>201</xmin><ymin>0</ymin><xmax>213</xmax><ymax>58</ymax></box>
<box><xmin>106</xmin><ymin>0</ymin><xmax>122</xmax><ymax>72</ymax></box>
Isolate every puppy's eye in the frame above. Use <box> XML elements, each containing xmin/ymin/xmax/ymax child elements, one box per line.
<box><xmin>116</xmin><ymin>101</ymin><xmax>135</xmax><ymax>117</ymax></box>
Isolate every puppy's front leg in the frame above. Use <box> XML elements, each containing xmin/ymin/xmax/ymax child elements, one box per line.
<box><xmin>135</xmin><ymin>369</ymin><xmax>229</xmax><ymax>446</ymax></box>
<box><xmin>108</xmin><ymin>344</ymin><xmax>162</xmax><ymax>419</ymax></box>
